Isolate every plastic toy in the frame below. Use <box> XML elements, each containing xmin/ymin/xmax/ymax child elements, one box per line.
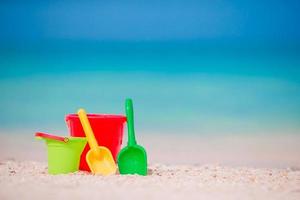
<box><xmin>35</xmin><ymin>132</ymin><xmax>86</xmax><ymax>175</ymax></box>
<box><xmin>65</xmin><ymin>113</ymin><xmax>126</xmax><ymax>171</ymax></box>
<box><xmin>77</xmin><ymin>108</ymin><xmax>117</xmax><ymax>175</ymax></box>
<box><xmin>117</xmin><ymin>99</ymin><xmax>148</xmax><ymax>175</ymax></box>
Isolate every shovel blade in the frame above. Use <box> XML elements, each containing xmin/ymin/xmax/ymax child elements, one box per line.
<box><xmin>86</xmin><ymin>147</ymin><xmax>117</xmax><ymax>175</ymax></box>
<box><xmin>118</xmin><ymin>145</ymin><xmax>147</xmax><ymax>175</ymax></box>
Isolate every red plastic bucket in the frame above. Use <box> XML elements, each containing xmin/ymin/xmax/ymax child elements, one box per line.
<box><xmin>65</xmin><ymin>114</ymin><xmax>126</xmax><ymax>171</ymax></box>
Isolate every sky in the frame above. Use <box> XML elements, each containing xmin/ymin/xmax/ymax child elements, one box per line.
<box><xmin>0</xmin><ymin>0</ymin><xmax>300</xmax><ymax>42</ymax></box>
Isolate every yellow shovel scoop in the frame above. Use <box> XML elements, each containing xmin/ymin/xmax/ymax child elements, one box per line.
<box><xmin>77</xmin><ymin>108</ymin><xmax>117</xmax><ymax>175</ymax></box>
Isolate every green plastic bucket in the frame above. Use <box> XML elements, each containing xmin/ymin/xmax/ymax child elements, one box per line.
<box><xmin>36</xmin><ymin>132</ymin><xmax>87</xmax><ymax>175</ymax></box>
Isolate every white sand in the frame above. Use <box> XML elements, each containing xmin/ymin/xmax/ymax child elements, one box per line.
<box><xmin>1</xmin><ymin>133</ymin><xmax>300</xmax><ymax>199</ymax></box>
<box><xmin>0</xmin><ymin>161</ymin><xmax>300</xmax><ymax>200</ymax></box>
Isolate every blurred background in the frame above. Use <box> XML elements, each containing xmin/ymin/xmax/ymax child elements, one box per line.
<box><xmin>0</xmin><ymin>0</ymin><xmax>299</xmax><ymax>138</ymax></box>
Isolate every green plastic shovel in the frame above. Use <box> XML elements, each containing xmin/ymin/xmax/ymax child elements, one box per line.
<box><xmin>117</xmin><ymin>99</ymin><xmax>147</xmax><ymax>175</ymax></box>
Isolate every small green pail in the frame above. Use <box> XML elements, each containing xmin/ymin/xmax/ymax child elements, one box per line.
<box><xmin>36</xmin><ymin>132</ymin><xmax>87</xmax><ymax>175</ymax></box>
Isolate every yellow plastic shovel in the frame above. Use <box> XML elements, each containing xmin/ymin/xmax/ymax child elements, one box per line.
<box><xmin>77</xmin><ymin>108</ymin><xmax>117</xmax><ymax>175</ymax></box>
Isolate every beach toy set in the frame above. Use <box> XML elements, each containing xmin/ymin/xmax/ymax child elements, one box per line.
<box><xmin>35</xmin><ymin>99</ymin><xmax>148</xmax><ymax>176</ymax></box>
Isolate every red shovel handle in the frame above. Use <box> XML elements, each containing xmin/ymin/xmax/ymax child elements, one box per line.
<box><xmin>35</xmin><ymin>132</ymin><xmax>69</xmax><ymax>143</ymax></box>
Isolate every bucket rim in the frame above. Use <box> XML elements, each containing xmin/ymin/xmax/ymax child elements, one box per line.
<box><xmin>68</xmin><ymin>136</ymin><xmax>87</xmax><ymax>141</ymax></box>
<box><xmin>65</xmin><ymin>114</ymin><xmax>126</xmax><ymax>121</ymax></box>
<box><xmin>37</xmin><ymin>136</ymin><xmax>86</xmax><ymax>142</ymax></box>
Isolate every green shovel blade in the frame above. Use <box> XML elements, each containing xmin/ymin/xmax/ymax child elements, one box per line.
<box><xmin>117</xmin><ymin>99</ymin><xmax>148</xmax><ymax>176</ymax></box>
<box><xmin>118</xmin><ymin>145</ymin><xmax>147</xmax><ymax>175</ymax></box>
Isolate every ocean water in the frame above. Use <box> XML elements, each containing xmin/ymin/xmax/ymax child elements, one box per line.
<box><xmin>0</xmin><ymin>41</ymin><xmax>300</xmax><ymax>135</ymax></box>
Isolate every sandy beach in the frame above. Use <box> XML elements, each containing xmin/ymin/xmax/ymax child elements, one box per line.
<box><xmin>1</xmin><ymin>133</ymin><xmax>300</xmax><ymax>200</ymax></box>
<box><xmin>1</xmin><ymin>161</ymin><xmax>300</xmax><ymax>200</ymax></box>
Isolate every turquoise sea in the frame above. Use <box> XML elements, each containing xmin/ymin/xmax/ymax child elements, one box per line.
<box><xmin>1</xmin><ymin>41</ymin><xmax>300</xmax><ymax>135</ymax></box>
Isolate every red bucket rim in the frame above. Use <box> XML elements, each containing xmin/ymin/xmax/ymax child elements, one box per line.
<box><xmin>65</xmin><ymin>114</ymin><xmax>126</xmax><ymax>121</ymax></box>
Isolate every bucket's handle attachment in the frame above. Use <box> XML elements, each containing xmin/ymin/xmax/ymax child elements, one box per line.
<box><xmin>35</xmin><ymin>132</ymin><xmax>69</xmax><ymax>143</ymax></box>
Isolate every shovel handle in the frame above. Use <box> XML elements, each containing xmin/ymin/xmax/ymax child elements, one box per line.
<box><xmin>125</xmin><ymin>99</ymin><xmax>137</xmax><ymax>146</ymax></box>
<box><xmin>77</xmin><ymin>108</ymin><xmax>98</xmax><ymax>149</ymax></box>
<box><xmin>35</xmin><ymin>132</ymin><xmax>69</xmax><ymax>143</ymax></box>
